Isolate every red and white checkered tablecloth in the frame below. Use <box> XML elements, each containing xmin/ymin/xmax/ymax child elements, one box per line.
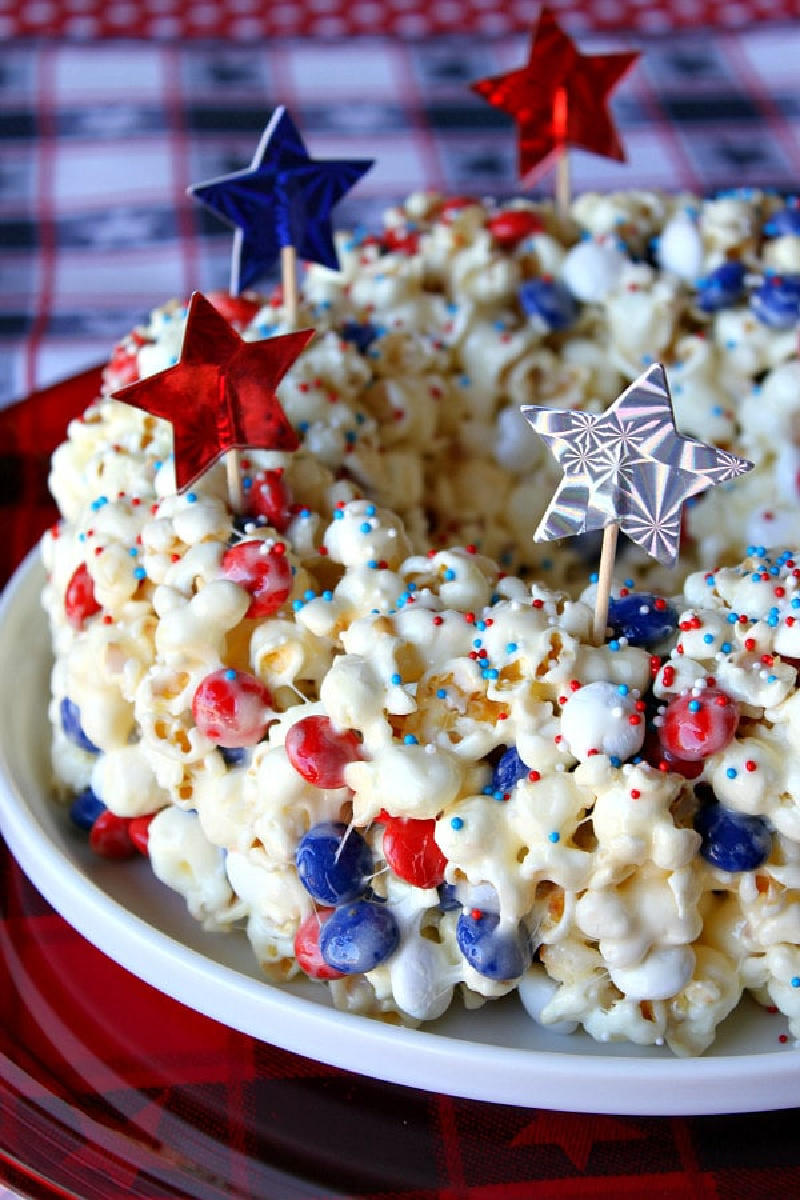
<box><xmin>1</xmin><ymin>25</ymin><xmax>799</xmax><ymax>413</ymax></box>
<box><xmin>0</xmin><ymin>0</ymin><xmax>796</xmax><ymax>40</ymax></box>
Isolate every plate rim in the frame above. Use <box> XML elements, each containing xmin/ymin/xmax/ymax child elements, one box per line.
<box><xmin>2</xmin><ymin>548</ymin><xmax>800</xmax><ymax>1116</ymax></box>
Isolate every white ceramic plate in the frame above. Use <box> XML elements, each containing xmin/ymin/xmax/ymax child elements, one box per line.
<box><xmin>2</xmin><ymin>549</ymin><xmax>799</xmax><ymax>1115</ymax></box>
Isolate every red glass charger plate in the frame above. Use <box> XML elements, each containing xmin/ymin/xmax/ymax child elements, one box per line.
<box><xmin>2</xmin><ymin>370</ymin><xmax>800</xmax><ymax>1200</ymax></box>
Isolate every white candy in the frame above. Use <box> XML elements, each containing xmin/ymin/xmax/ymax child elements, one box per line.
<box><xmin>560</xmin><ymin>237</ymin><xmax>627</xmax><ymax>303</ymax></box>
<box><xmin>558</xmin><ymin>680</ymin><xmax>645</xmax><ymax>762</ymax></box>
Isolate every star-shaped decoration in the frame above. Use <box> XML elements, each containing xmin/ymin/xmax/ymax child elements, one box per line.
<box><xmin>510</xmin><ymin>1110</ymin><xmax>647</xmax><ymax>1171</ymax></box>
<box><xmin>188</xmin><ymin>106</ymin><xmax>374</xmax><ymax>293</ymax></box>
<box><xmin>112</xmin><ymin>292</ymin><xmax>313</xmax><ymax>491</ymax></box>
<box><xmin>522</xmin><ymin>362</ymin><xmax>753</xmax><ymax>567</ymax></box>
<box><xmin>471</xmin><ymin>7</ymin><xmax>640</xmax><ymax>182</ymax></box>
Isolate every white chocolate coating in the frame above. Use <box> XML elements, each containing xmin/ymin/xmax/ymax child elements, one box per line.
<box><xmin>43</xmin><ymin>188</ymin><xmax>800</xmax><ymax>1055</ymax></box>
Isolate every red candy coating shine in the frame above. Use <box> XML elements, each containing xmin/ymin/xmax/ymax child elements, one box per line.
<box><xmin>222</xmin><ymin>540</ymin><xmax>293</xmax><ymax>618</ymax></box>
<box><xmin>383</xmin><ymin>817</ymin><xmax>447</xmax><ymax>889</ymax></box>
<box><xmin>294</xmin><ymin>908</ymin><xmax>346</xmax><ymax>980</ymax></box>
<box><xmin>89</xmin><ymin>811</ymin><xmax>137</xmax><ymax>860</ymax></box>
<box><xmin>658</xmin><ymin>688</ymin><xmax>739</xmax><ymax>762</ymax></box>
<box><xmin>192</xmin><ymin>668</ymin><xmax>273</xmax><ymax>748</ymax></box>
<box><xmin>284</xmin><ymin>715</ymin><xmax>363</xmax><ymax>789</ymax></box>
<box><xmin>129</xmin><ymin>813</ymin><xmax>156</xmax><ymax>855</ymax></box>
<box><xmin>206</xmin><ymin>290</ymin><xmax>262</xmax><ymax>329</ymax></box>
<box><xmin>248</xmin><ymin>468</ymin><xmax>293</xmax><ymax>532</ymax></box>
<box><xmin>65</xmin><ymin>562</ymin><xmax>101</xmax><ymax>629</ymax></box>
<box><xmin>487</xmin><ymin>210</ymin><xmax>545</xmax><ymax>249</ymax></box>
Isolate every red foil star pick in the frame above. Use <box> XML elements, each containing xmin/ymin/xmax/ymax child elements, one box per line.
<box><xmin>471</xmin><ymin>6</ymin><xmax>640</xmax><ymax>183</ymax></box>
<box><xmin>113</xmin><ymin>292</ymin><xmax>313</xmax><ymax>491</ymax></box>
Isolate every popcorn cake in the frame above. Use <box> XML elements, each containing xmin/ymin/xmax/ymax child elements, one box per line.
<box><xmin>42</xmin><ymin>189</ymin><xmax>800</xmax><ymax>1055</ymax></box>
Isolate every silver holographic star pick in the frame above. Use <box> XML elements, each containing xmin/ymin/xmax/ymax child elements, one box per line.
<box><xmin>521</xmin><ymin>362</ymin><xmax>753</xmax><ymax>567</ymax></box>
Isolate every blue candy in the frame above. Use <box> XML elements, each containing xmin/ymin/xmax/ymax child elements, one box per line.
<box><xmin>491</xmin><ymin>746</ymin><xmax>530</xmax><ymax>795</ymax></box>
<box><xmin>695</xmin><ymin>261</ymin><xmax>746</xmax><ymax>313</ymax></box>
<box><xmin>750</xmin><ymin>274</ymin><xmax>800</xmax><ymax>329</ymax></box>
<box><xmin>69</xmin><ymin>786</ymin><xmax>106</xmax><ymax>831</ymax></box>
<box><xmin>319</xmin><ymin>899</ymin><xmax>400</xmax><ymax>974</ymax></box>
<box><xmin>60</xmin><ymin>696</ymin><xmax>101</xmax><ymax>754</ymax></box>
<box><xmin>763</xmin><ymin>207</ymin><xmax>800</xmax><ymax>238</ymax></box>
<box><xmin>295</xmin><ymin>820</ymin><xmax>373</xmax><ymax>905</ymax></box>
<box><xmin>694</xmin><ymin>802</ymin><xmax>772</xmax><ymax>872</ymax></box>
<box><xmin>437</xmin><ymin>882</ymin><xmax>462</xmax><ymax>912</ymax></box>
<box><xmin>456</xmin><ymin>909</ymin><xmax>533</xmax><ymax>981</ymax></box>
<box><xmin>607</xmin><ymin>592</ymin><xmax>679</xmax><ymax>648</ymax></box>
<box><xmin>519</xmin><ymin>277</ymin><xmax>580</xmax><ymax>332</ymax></box>
<box><xmin>339</xmin><ymin>319</ymin><xmax>382</xmax><ymax>354</ymax></box>
<box><xmin>219</xmin><ymin>745</ymin><xmax>250</xmax><ymax>767</ymax></box>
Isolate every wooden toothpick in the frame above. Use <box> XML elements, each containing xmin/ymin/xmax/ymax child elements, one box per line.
<box><xmin>226</xmin><ymin>451</ymin><xmax>244</xmax><ymax>514</ymax></box>
<box><xmin>281</xmin><ymin>244</ymin><xmax>299</xmax><ymax>329</ymax></box>
<box><xmin>553</xmin><ymin>85</ymin><xmax>571</xmax><ymax>215</ymax></box>
<box><xmin>592</xmin><ymin>522</ymin><xmax>619</xmax><ymax>646</ymax></box>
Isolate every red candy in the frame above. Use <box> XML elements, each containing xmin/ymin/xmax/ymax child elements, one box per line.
<box><xmin>89</xmin><ymin>811</ymin><xmax>137</xmax><ymax>860</ymax></box>
<box><xmin>487</xmin><ymin>209</ymin><xmax>545</xmax><ymax>250</ymax></box>
<box><xmin>294</xmin><ymin>908</ymin><xmax>345</xmax><ymax>980</ymax></box>
<box><xmin>206</xmin><ymin>290</ymin><xmax>262</xmax><ymax>329</ymax></box>
<box><xmin>222</xmin><ymin>539</ymin><xmax>293</xmax><ymax>618</ymax></box>
<box><xmin>383</xmin><ymin>817</ymin><xmax>447</xmax><ymax>889</ymax></box>
<box><xmin>65</xmin><ymin>562</ymin><xmax>101</xmax><ymax>629</ymax></box>
<box><xmin>129</xmin><ymin>813</ymin><xmax>157</xmax><ymax>855</ymax></box>
<box><xmin>248</xmin><ymin>468</ymin><xmax>293</xmax><ymax>532</ymax></box>
<box><xmin>192</xmin><ymin>668</ymin><xmax>273</xmax><ymax>748</ymax></box>
<box><xmin>284</xmin><ymin>715</ymin><xmax>363</xmax><ymax>789</ymax></box>
<box><xmin>382</xmin><ymin>227</ymin><xmax>420</xmax><ymax>255</ymax></box>
<box><xmin>105</xmin><ymin>343</ymin><xmax>140</xmax><ymax>390</ymax></box>
<box><xmin>658</xmin><ymin>687</ymin><xmax>739</xmax><ymax>762</ymax></box>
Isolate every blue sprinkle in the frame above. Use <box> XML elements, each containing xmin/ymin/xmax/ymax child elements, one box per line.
<box><xmin>367</xmin><ymin>559</ymin><xmax>379</xmax><ymax>569</ymax></box>
<box><xmin>292</xmin><ymin>599</ymin><xmax>304</xmax><ymax>611</ymax></box>
<box><xmin>391</xmin><ymin>673</ymin><xmax>402</xmax><ymax>685</ymax></box>
<box><xmin>609</xmin><ymin>756</ymin><xmax>622</xmax><ymax>768</ymax></box>
<box><xmin>365</xmin><ymin>504</ymin><xmax>376</xmax><ymax>517</ymax></box>
<box><xmin>548</xmin><ymin>832</ymin><xmax>560</xmax><ymax>843</ymax></box>
<box><xmin>334</xmin><ymin>509</ymin><xmax>344</xmax><ymax>520</ymax></box>
<box><xmin>133</xmin><ymin>566</ymin><xmax>146</xmax><ymax>580</ymax></box>
<box><xmin>443</xmin><ymin>569</ymin><xmax>456</xmax><ymax>581</ymax></box>
<box><xmin>451</xmin><ymin>817</ymin><xmax>464</xmax><ymax>830</ymax></box>
<box><xmin>360</xmin><ymin>522</ymin><xmax>372</xmax><ymax>534</ymax></box>
<box><xmin>129</xmin><ymin>547</ymin><xmax>138</xmax><ymax>556</ymax></box>
<box><xmin>304</xmin><ymin>589</ymin><xmax>316</xmax><ymax>601</ymax></box>
<box><xmin>403</xmin><ymin>734</ymin><xmax>418</xmax><ymax>745</ymax></box>
<box><xmin>688</xmin><ymin>699</ymin><xmax>701</xmax><ymax>712</ymax></box>
<box><xmin>703</xmin><ymin>633</ymin><xmax>714</xmax><ymax>644</ymax></box>
<box><xmin>618</xmin><ymin>684</ymin><xmax>629</xmax><ymax>696</ymax></box>
<box><xmin>186</xmin><ymin>492</ymin><xmax>197</xmax><ymax>504</ymax></box>
<box><xmin>322</xmin><ymin>590</ymin><xmax>333</xmax><ymax>601</ymax></box>
<box><xmin>727</xmin><ymin>767</ymin><xmax>738</xmax><ymax>779</ymax></box>
<box><xmin>224</xmin><ymin>668</ymin><xmax>236</xmax><ymax>681</ymax></box>
<box><xmin>608</xmin><ymin>640</ymin><xmax>620</xmax><ymax>652</ymax></box>
<box><xmin>506</xmin><ymin>642</ymin><xmax>518</xmax><ymax>654</ymax></box>
<box><xmin>792</xmin><ymin>977</ymin><xmax>800</xmax><ymax>988</ymax></box>
<box><xmin>436</xmin><ymin>688</ymin><xmax>447</xmax><ymax>699</ymax></box>
<box><xmin>721</xmin><ymin>642</ymin><xmax>732</xmax><ymax>653</ymax></box>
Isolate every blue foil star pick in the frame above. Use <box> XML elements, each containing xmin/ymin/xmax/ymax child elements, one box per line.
<box><xmin>188</xmin><ymin>106</ymin><xmax>374</xmax><ymax>293</ymax></box>
<box><xmin>521</xmin><ymin>363</ymin><xmax>753</xmax><ymax>567</ymax></box>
